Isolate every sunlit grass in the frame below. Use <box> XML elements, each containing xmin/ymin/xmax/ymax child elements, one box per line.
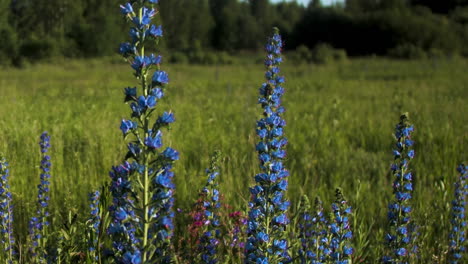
<box><xmin>0</xmin><ymin>57</ymin><xmax>467</xmax><ymax>261</ymax></box>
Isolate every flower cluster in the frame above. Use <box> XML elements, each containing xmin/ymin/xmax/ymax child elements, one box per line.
<box><xmin>383</xmin><ymin>113</ymin><xmax>417</xmax><ymax>263</ymax></box>
<box><xmin>297</xmin><ymin>195</ymin><xmax>329</xmax><ymax>263</ymax></box>
<box><xmin>108</xmin><ymin>162</ymin><xmax>140</xmax><ymax>263</ymax></box>
<box><xmin>328</xmin><ymin>188</ymin><xmax>353</xmax><ymax>263</ymax></box>
<box><xmin>227</xmin><ymin>210</ymin><xmax>247</xmax><ymax>252</ymax></box>
<box><xmin>448</xmin><ymin>164</ymin><xmax>468</xmax><ymax>263</ymax></box>
<box><xmin>196</xmin><ymin>151</ymin><xmax>222</xmax><ymax>264</ymax></box>
<box><xmin>0</xmin><ymin>155</ymin><xmax>15</xmax><ymax>261</ymax></box>
<box><xmin>245</xmin><ymin>28</ymin><xmax>291</xmax><ymax>264</ymax></box>
<box><xmin>111</xmin><ymin>0</ymin><xmax>178</xmax><ymax>263</ymax></box>
<box><xmin>29</xmin><ymin>132</ymin><xmax>52</xmax><ymax>261</ymax></box>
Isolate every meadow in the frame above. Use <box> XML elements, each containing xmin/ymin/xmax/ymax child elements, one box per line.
<box><xmin>0</xmin><ymin>56</ymin><xmax>467</xmax><ymax>262</ymax></box>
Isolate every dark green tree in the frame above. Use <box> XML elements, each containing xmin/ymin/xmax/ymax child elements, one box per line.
<box><xmin>345</xmin><ymin>0</ymin><xmax>378</xmax><ymax>12</ymax></box>
<box><xmin>160</xmin><ymin>0</ymin><xmax>214</xmax><ymax>51</ymax></box>
<box><xmin>209</xmin><ymin>0</ymin><xmax>242</xmax><ymax>50</ymax></box>
<box><xmin>309</xmin><ymin>0</ymin><xmax>323</xmax><ymax>8</ymax></box>
<box><xmin>0</xmin><ymin>0</ymin><xmax>16</xmax><ymax>64</ymax></box>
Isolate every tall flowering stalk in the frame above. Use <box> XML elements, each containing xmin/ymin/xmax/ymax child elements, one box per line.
<box><xmin>327</xmin><ymin>188</ymin><xmax>353</xmax><ymax>263</ymax></box>
<box><xmin>226</xmin><ymin>210</ymin><xmax>247</xmax><ymax>259</ymax></box>
<box><xmin>88</xmin><ymin>190</ymin><xmax>101</xmax><ymax>262</ymax></box>
<box><xmin>110</xmin><ymin>0</ymin><xmax>178</xmax><ymax>263</ymax></box>
<box><xmin>448</xmin><ymin>164</ymin><xmax>468</xmax><ymax>263</ymax></box>
<box><xmin>0</xmin><ymin>155</ymin><xmax>15</xmax><ymax>262</ymax></box>
<box><xmin>297</xmin><ymin>195</ymin><xmax>329</xmax><ymax>263</ymax></box>
<box><xmin>383</xmin><ymin>113</ymin><xmax>416</xmax><ymax>263</ymax></box>
<box><xmin>245</xmin><ymin>28</ymin><xmax>291</xmax><ymax>264</ymax></box>
<box><xmin>197</xmin><ymin>150</ymin><xmax>222</xmax><ymax>263</ymax></box>
<box><xmin>29</xmin><ymin>132</ymin><xmax>52</xmax><ymax>262</ymax></box>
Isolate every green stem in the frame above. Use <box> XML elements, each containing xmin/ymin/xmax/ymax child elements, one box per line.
<box><xmin>136</xmin><ymin>4</ymin><xmax>151</xmax><ymax>262</ymax></box>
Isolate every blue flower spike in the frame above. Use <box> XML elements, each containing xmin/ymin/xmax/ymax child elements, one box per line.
<box><xmin>448</xmin><ymin>164</ymin><xmax>468</xmax><ymax>263</ymax></box>
<box><xmin>297</xmin><ymin>195</ymin><xmax>330</xmax><ymax>263</ymax></box>
<box><xmin>245</xmin><ymin>28</ymin><xmax>291</xmax><ymax>264</ymax></box>
<box><xmin>88</xmin><ymin>190</ymin><xmax>101</xmax><ymax>262</ymax></box>
<box><xmin>0</xmin><ymin>155</ymin><xmax>15</xmax><ymax>262</ymax></box>
<box><xmin>29</xmin><ymin>132</ymin><xmax>52</xmax><ymax>262</ymax></box>
<box><xmin>110</xmin><ymin>0</ymin><xmax>177</xmax><ymax>263</ymax></box>
<box><xmin>383</xmin><ymin>113</ymin><xmax>418</xmax><ymax>263</ymax></box>
<box><xmin>328</xmin><ymin>188</ymin><xmax>353</xmax><ymax>263</ymax></box>
<box><xmin>196</xmin><ymin>150</ymin><xmax>222</xmax><ymax>263</ymax></box>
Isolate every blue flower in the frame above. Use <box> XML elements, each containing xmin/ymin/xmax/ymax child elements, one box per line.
<box><xmin>123</xmin><ymin>250</ymin><xmax>142</xmax><ymax>264</ymax></box>
<box><xmin>162</xmin><ymin>147</ymin><xmax>179</xmax><ymax>161</ymax></box>
<box><xmin>120</xmin><ymin>42</ymin><xmax>136</xmax><ymax>57</ymax></box>
<box><xmin>150</xmin><ymin>88</ymin><xmax>164</xmax><ymax>99</ymax></box>
<box><xmin>120</xmin><ymin>120</ymin><xmax>138</xmax><ymax>135</ymax></box>
<box><xmin>138</xmin><ymin>95</ymin><xmax>157</xmax><ymax>109</ymax></box>
<box><xmin>116</xmin><ymin>207</ymin><xmax>129</xmax><ymax>221</ymax></box>
<box><xmin>128</xmin><ymin>143</ymin><xmax>142</xmax><ymax>157</ymax></box>
<box><xmin>129</xmin><ymin>28</ymin><xmax>141</xmax><ymax>43</ymax></box>
<box><xmin>131</xmin><ymin>56</ymin><xmax>151</xmax><ymax>73</ymax></box>
<box><xmin>120</xmin><ymin>3</ymin><xmax>134</xmax><ymax>15</ymax></box>
<box><xmin>149</xmin><ymin>54</ymin><xmax>162</xmax><ymax>65</ymax></box>
<box><xmin>152</xmin><ymin>71</ymin><xmax>169</xmax><ymax>85</ymax></box>
<box><xmin>257</xmin><ymin>232</ymin><xmax>269</xmax><ymax>243</ymax></box>
<box><xmin>148</xmin><ymin>25</ymin><xmax>163</xmax><ymax>38</ymax></box>
<box><xmin>124</xmin><ymin>87</ymin><xmax>137</xmax><ymax>102</ymax></box>
<box><xmin>157</xmin><ymin>112</ymin><xmax>175</xmax><ymax>125</ymax></box>
<box><xmin>396</xmin><ymin>248</ymin><xmax>407</xmax><ymax>256</ymax></box>
<box><xmin>145</xmin><ymin>130</ymin><xmax>163</xmax><ymax>149</ymax></box>
<box><xmin>132</xmin><ymin>7</ymin><xmax>155</xmax><ymax>29</ymax></box>
<box><xmin>131</xmin><ymin>102</ymin><xmax>144</xmax><ymax>117</ymax></box>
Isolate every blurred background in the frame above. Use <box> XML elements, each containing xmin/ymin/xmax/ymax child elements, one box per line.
<box><xmin>1</xmin><ymin>0</ymin><xmax>468</xmax><ymax>66</ymax></box>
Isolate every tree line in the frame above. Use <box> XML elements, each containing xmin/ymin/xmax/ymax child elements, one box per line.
<box><xmin>1</xmin><ymin>0</ymin><xmax>468</xmax><ymax>65</ymax></box>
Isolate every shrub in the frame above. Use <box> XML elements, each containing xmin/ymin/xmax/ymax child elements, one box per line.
<box><xmin>312</xmin><ymin>43</ymin><xmax>348</xmax><ymax>64</ymax></box>
<box><xmin>0</xmin><ymin>26</ymin><xmax>17</xmax><ymax>66</ymax></box>
<box><xmin>287</xmin><ymin>45</ymin><xmax>313</xmax><ymax>64</ymax></box>
<box><xmin>388</xmin><ymin>44</ymin><xmax>427</xmax><ymax>59</ymax></box>
<box><xmin>169</xmin><ymin>52</ymin><xmax>189</xmax><ymax>64</ymax></box>
<box><xmin>19</xmin><ymin>38</ymin><xmax>57</xmax><ymax>62</ymax></box>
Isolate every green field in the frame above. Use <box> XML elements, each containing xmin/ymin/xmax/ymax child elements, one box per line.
<box><xmin>1</xmin><ymin>57</ymin><xmax>467</xmax><ymax>262</ymax></box>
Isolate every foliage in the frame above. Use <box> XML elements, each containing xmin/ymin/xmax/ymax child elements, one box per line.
<box><xmin>2</xmin><ymin>0</ymin><xmax>468</xmax><ymax>64</ymax></box>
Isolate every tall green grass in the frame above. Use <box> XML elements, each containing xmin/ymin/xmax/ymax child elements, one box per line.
<box><xmin>0</xmin><ymin>57</ymin><xmax>467</xmax><ymax>261</ymax></box>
